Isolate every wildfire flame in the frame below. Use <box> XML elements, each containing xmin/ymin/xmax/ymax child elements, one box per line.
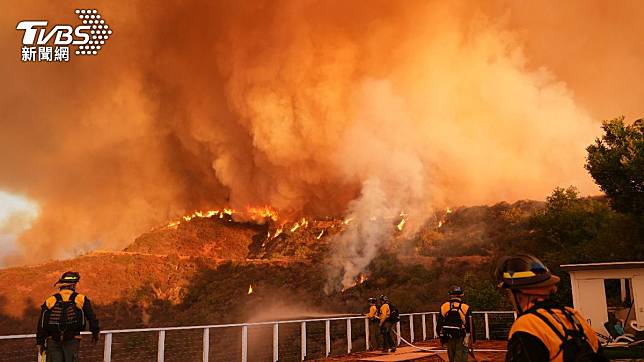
<box><xmin>289</xmin><ymin>218</ymin><xmax>309</xmax><ymax>233</ymax></box>
<box><xmin>164</xmin><ymin>206</ymin><xmax>281</xmax><ymax>230</ymax></box>
<box><xmin>248</xmin><ymin>285</ymin><xmax>253</xmax><ymax>294</ymax></box>
<box><xmin>247</xmin><ymin>206</ymin><xmax>279</xmax><ymax>221</ymax></box>
<box><xmin>436</xmin><ymin>207</ymin><xmax>451</xmax><ymax>228</ymax></box>
<box><xmin>183</xmin><ymin>209</ymin><xmax>220</xmax><ymax>222</ymax></box>
<box><xmin>165</xmin><ymin>221</ymin><xmax>181</xmax><ymax>229</ymax></box>
<box><xmin>341</xmin><ymin>272</ymin><xmax>369</xmax><ymax>292</ymax></box>
<box><xmin>317</xmin><ymin>230</ymin><xmax>324</xmax><ymax>239</ymax></box>
<box><xmin>396</xmin><ymin>212</ymin><xmax>407</xmax><ymax>231</ymax></box>
<box><xmin>356</xmin><ymin>273</ymin><xmax>368</xmax><ymax>284</ymax></box>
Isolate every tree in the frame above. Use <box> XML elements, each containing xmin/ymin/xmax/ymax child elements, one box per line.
<box><xmin>586</xmin><ymin>117</ymin><xmax>644</xmax><ymax>214</ymax></box>
<box><xmin>529</xmin><ymin>186</ymin><xmax>610</xmax><ymax>250</ymax></box>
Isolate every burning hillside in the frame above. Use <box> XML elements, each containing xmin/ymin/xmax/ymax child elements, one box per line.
<box><xmin>129</xmin><ymin>207</ymin><xmax>409</xmax><ymax>263</ymax></box>
<box><xmin>1</xmin><ymin>199</ymin><xmax>530</xmax><ymax>335</ymax></box>
<box><xmin>9</xmin><ymin>0</ymin><xmax>644</xmax><ymax>267</ymax></box>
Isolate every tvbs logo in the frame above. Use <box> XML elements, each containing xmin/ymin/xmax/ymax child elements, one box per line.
<box><xmin>16</xmin><ymin>9</ymin><xmax>112</xmax><ymax>62</ymax></box>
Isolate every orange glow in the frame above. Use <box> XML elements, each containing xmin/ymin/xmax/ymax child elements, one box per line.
<box><xmin>247</xmin><ymin>206</ymin><xmax>279</xmax><ymax>221</ymax></box>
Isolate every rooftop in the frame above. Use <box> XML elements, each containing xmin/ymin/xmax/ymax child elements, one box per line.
<box><xmin>560</xmin><ymin>261</ymin><xmax>644</xmax><ymax>271</ymax></box>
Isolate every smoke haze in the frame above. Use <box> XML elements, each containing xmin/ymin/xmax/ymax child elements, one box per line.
<box><xmin>1</xmin><ymin>0</ymin><xmax>642</xmax><ymax>266</ymax></box>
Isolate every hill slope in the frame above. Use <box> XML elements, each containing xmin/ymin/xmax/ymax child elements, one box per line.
<box><xmin>0</xmin><ymin>200</ymin><xmax>547</xmax><ymax>335</ymax></box>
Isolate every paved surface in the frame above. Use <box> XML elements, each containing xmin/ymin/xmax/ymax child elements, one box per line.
<box><xmin>314</xmin><ymin>340</ymin><xmax>508</xmax><ymax>362</ymax></box>
<box><xmin>358</xmin><ymin>352</ymin><xmax>439</xmax><ymax>361</ymax></box>
<box><xmin>355</xmin><ymin>347</ymin><xmax>439</xmax><ymax>361</ymax></box>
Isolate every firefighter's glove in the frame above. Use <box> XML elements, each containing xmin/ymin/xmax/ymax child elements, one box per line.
<box><xmin>463</xmin><ymin>333</ymin><xmax>472</xmax><ymax>348</ymax></box>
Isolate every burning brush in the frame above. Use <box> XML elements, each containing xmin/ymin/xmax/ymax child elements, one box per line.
<box><xmin>341</xmin><ymin>272</ymin><xmax>369</xmax><ymax>292</ymax></box>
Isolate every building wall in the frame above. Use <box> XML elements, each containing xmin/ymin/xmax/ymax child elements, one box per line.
<box><xmin>568</xmin><ymin>267</ymin><xmax>643</xmax><ymax>336</ymax></box>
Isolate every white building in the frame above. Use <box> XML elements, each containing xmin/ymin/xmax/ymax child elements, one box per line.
<box><xmin>561</xmin><ymin>261</ymin><xmax>644</xmax><ymax>336</ymax></box>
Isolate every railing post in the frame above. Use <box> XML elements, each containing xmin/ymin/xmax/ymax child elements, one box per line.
<box><xmin>203</xmin><ymin>328</ymin><xmax>209</xmax><ymax>362</ymax></box>
<box><xmin>484</xmin><ymin>312</ymin><xmax>490</xmax><ymax>340</ymax></box>
<box><xmin>241</xmin><ymin>326</ymin><xmax>248</xmax><ymax>362</ymax></box>
<box><xmin>346</xmin><ymin>319</ymin><xmax>352</xmax><ymax>354</ymax></box>
<box><xmin>103</xmin><ymin>332</ymin><xmax>112</xmax><ymax>362</ymax></box>
<box><xmin>273</xmin><ymin>323</ymin><xmax>279</xmax><ymax>362</ymax></box>
<box><xmin>325</xmin><ymin>320</ymin><xmax>331</xmax><ymax>357</ymax></box>
<box><xmin>157</xmin><ymin>330</ymin><xmax>165</xmax><ymax>362</ymax></box>
<box><xmin>421</xmin><ymin>314</ymin><xmax>427</xmax><ymax>340</ymax></box>
<box><xmin>365</xmin><ymin>318</ymin><xmax>369</xmax><ymax>350</ymax></box>
<box><xmin>396</xmin><ymin>321</ymin><xmax>401</xmax><ymax>346</ymax></box>
<box><xmin>301</xmin><ymin>321</ymin><xmax>306</xmax><ymax>361</ymax></box>
<box><xmin>409</xmin><ymin>315</ymin><xmax>415</xmax><ymax>342</ymax></box>
<box><xmin>432</xmin><ymin>313</ymin><xmax>438</xmax><ymax>338</ymax></box>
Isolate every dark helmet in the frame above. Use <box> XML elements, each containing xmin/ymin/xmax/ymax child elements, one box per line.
<box><xmin>368</xmin><ymin>297</ymin><xmax>377</xmax><ymax>304</ymax></box>
<box><xmin>495</xmin><ymin>255</ymin><xmax>559</xmax><ymax>291</ymax></box>
<box><xmin>379</xmin><ymin>295</ymin><xmax>389</xmax><ymax>303</ymax></box>
<box><xmin>55</xmin><ymin>271</ymin><xmax>81</xmax><ymax>286</ymax></box>
<box><xmin>448</xmin><ymin>285</ymin><xmax>464</xmax><ymax>296</ymax></box>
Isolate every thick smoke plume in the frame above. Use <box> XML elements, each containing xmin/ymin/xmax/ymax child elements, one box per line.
<box><xmin>1</xmin><ymin>0</ymin><xmax>642</xmax><ymax>267</ymax></box>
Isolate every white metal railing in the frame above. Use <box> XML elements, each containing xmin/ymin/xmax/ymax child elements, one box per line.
<box><xmin>0</xmin><ymin>311</ymin><xmax>515</xmax><ymax>361</ymax></box>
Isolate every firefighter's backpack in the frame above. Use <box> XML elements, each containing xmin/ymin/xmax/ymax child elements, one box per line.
<box><xmin>388</xmin><ymin>304</ymin><xmax>400</xmax><ymax>323</ymax></box>
<box><xmin>43</xmin><ymin>293</ymin><xmax>85</xmax><ymax>333</ymax></box>
<box><xmin>441</xmin><ymin>302</ymin><xmax>465</xmax><ymax>339</ymax></box>
<box><xmin>530</xmin><ymin>308</ymin><xmax>608</xmax><ymax>362</ymax></box>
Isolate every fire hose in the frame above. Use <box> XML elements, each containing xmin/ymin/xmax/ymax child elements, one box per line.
<box><xmin>391</xmin><ymin>329</ymin><xmax>508</xmax><ymax>353</ymax></box>
<box><xmin>390</xmin><ymin>328</ymin><xmax>507</xmax><ymax>359</ymax></box>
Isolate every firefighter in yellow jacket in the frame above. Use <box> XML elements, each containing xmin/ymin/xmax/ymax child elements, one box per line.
<box><xmin>437</xmin><ymin>286</ymin><xmax>473</xmax><ymax>362</ymax></box>
<box><xmin>379</xmin><ymin>295</ymin><xmax>396</xmax><ymax>353</ymax></box>
<box><xmin>366</xmin><ymin>297</ymin><xmax>381</xmax><ymax>350</ymax></box>
<box><xmin>496</xmin><ymin>255</ymin><xmax>608</xmax><ymax>362</ymax></box>
<box><xmin>36</xmin><ymin>271</ymin><xmax>100</xmax><ymax>362</ymax></box>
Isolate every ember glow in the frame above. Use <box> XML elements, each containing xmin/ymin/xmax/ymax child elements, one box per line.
<box><xmin>2</xmin><ymin>1</ymin><xmax>642</xmax><ymax>265</ymax></box>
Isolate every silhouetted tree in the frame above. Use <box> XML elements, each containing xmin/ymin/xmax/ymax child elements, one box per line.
<box><xmin>586</xmin><ymin>117</ymin><xmax>644</xmax><ymax>214</ymax></box>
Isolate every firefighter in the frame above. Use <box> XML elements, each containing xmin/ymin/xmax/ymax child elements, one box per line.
<box><xmin>496</xmin><ymin>255</ymin><xmax>608</xmax><ymax>362</ymax></box>
<box><xmin>379</xmin><ymin>295</ymin><xmax>397</xmax><ymax>353</ymax></box>
<box><xmin>366</xmin><ymin>297</ymin><xmax>381</xmax><ymax>350</ymax></box>
<box><xmin>437</xmin><ymin>286</ymin><xmax>473</xmax><ymax>362</ymax></box>
<box><xmin>36</xmin><ymin>271</ymin><xmax>100</xmax><ymax>362</ymax></box>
